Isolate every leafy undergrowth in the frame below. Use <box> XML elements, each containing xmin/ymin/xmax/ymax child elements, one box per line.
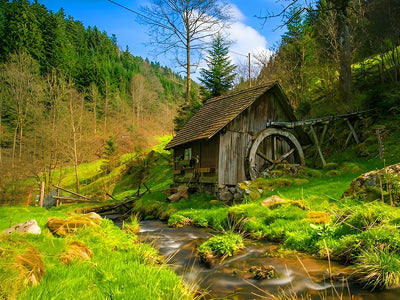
<box><xmin>0</xmin><ymin>206</ymin><xmax>194</xmax><ymax>299</ymax></box>
<box><xmin>198</xmin><ymin>232</ymin><xmax>244</xmax><ymax>264</ymax></box>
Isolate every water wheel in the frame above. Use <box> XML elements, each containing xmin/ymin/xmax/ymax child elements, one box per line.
<box><xmin>246</xmin><ymin>128</ymin><xmax>305</xmax><ymax>180</ymax></box>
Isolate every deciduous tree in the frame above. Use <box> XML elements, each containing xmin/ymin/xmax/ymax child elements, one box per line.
<box><xmin>138</xmin><ymin>0</ymin><xmax>232</xmax><ymax>100</ymax></box>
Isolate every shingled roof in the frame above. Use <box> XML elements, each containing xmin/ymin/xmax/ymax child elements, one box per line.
<box><xmin>165</xmin><ymin>81</ymin><xmax>296</xmax><ymax>149</ymax></box>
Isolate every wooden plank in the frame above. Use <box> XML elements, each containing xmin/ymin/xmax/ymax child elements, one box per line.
<box><xmin>197</xmin><ymin>168</ymin><xmax>215</xmax><ymax>173</ymax></box>
<box><xmin>266</xmin><ymin>109</ymin><xmax>374</xmax><ymax>128</ymax></box>
<box><xmin>53</xmin><ymin>185</ymin><xmax>92</xmax><ymax>200</ymax></box>
<box><xmin>172</xmin><ymin>170</ymin><xmax>182</xmax><ymax>175</ymax></box>
<box><xmin>309</xmin><ymin>125</ymin><xmax>326</xmax><ymax>167</ymax></box>
<box><xmin>312</xmin><ymin>124</ymin><xmax>328</xmax><ymax>165</ymax></box>
<box><xmin>51</xmin><ymin>196</ymin><xmax>91</xmax><ymax>202</ymax></box>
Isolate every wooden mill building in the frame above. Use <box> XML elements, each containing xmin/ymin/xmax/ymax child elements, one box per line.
<box><xmin>165</xmin><ymin>82</ymin><xmax>309</xmax><ymax>192</ymax></box>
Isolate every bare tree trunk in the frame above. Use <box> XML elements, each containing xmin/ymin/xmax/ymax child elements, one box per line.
<box><xmin>104</xmin><ymin>80</ymin><xmax>109</xmax><ymax>136</ymax></box>
<box><xmin>69</xmin><ymin>92</ymin><xmax>80</xmax><ymax>193</ymax></box>
<box><xmin>12</xmin><ymin>124</ymin><xmax>18</xmax><ymax>167</ymax></box>
<box><xmin>186</xmin><ymin>29</ymin><xmax>191</xmax><ymax>100</ymax></box>
<box><xmin>19</xmin><ymin>122</ymin><xmax>23</xmax><ymax>159</ymax></box>
<box><xmin>0</xmin><ymin>101</ymin><xmax>2</xmax><ymax>166</ymax></box>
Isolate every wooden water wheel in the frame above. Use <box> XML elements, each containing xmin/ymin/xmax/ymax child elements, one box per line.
<box><xmin>246</xmin><ymin>128</ymin><xmax>305</xmax><ymax>180</ymax></box>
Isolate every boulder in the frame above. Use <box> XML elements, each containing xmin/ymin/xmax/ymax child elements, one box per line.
<box><xmin>3</xmin><ymin>219</ymin><xmax>41</xmax><ymax>235</ymax></box>
<box><xmin>249</xmin><ymin>265</ymin><xmax>278</xmax><ymax>280</ymax></box>
<box><xmin>342</xmin><ymin>163</ymin><xmax>400</xmax><ymax>203</ymax></box>
<box><xmin>261</xmin><ymin>195</ymin><xmax>288</xmax><ymax>208</ymax></box>
<box><xmin>219</xmin><ymin>191</ymin><xmax>234</xmax><ymax>202</ymax></box>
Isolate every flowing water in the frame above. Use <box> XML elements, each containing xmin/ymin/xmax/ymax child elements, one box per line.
<box><xmin>138</xmin><ymin>220</ymin><xmax>400</xmax><ymax>299</ymax></box>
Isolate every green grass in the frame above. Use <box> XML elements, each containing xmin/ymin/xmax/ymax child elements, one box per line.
<box><xmin>198</xmin><ymin>231</ymin><xmax>244</xmax><ymax>260</ymax></box>
<box><xmin>0</xmin><ymin>206</ymin><xmax>194</xmax><ymax>299</ymax></box>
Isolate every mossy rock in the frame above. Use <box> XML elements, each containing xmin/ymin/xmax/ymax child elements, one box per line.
<box><xmin>301</xmin><ymin>168</ymin><xmax>323</xmax><ymax>178</ymax></box>
<box><xmin>249</xmin><ymin>265</ymin><xmax>278</xmax><ymax>280</ymax></box>
<box><xmin>340</xmin><ymin>162</ymin><xmax>362</xmax><ymax>174</ymax></box>
<box><xmin>261</xmin><ymin>195</ymin><xmax>288</xmax><ymax>208</ymax></box>
<box><xmin>326</xmin><ymin>170</ymin><xmax>342</xmax><ymax>177</ymax></box>
<box><xmin>60</xmin><ymin>241</ymin><xmax>93</xmax><ymax>265</ymax></box>
<box><xmin>273</xmin><ymin>178</ymin><xmax>292</xmax><ymax>188</ymax></box>
<box><xmin>46</xmin><ymin>213</ymin><xmax>102</xmax><ymax>237</ymax></box>
<box><xmin>325</xmin><ymin>162</ymin><xmax>339</xmax><ymax>170</ymax></box>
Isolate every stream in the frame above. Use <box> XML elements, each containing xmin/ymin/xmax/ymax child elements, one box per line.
<box><xmin>137</xmin><ymin>220</ymin><xmax>400</xmax><ymax>299</ymax></box>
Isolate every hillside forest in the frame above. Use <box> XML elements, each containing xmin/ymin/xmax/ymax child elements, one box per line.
<box><xmin>0</xmin><ymin>0</ymin><xmax>400</xmax><ymax>203</ymax></box>
<box><xmin>0</xmin><ymin>0</ymin><xmax>190</xmax><ymax>200</ymax></box>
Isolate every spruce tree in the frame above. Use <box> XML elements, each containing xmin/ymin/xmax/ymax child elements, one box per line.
<box><xmin>200</xmin><ymin>34</ymin><xmax>236</xmax><ymax>98</ymax></box>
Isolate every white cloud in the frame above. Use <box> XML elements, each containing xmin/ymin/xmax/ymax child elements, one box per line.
<box><xmin>223</xmin><ymin>4</ymin><xmax>273</xmax><ymax>77</ymax></box>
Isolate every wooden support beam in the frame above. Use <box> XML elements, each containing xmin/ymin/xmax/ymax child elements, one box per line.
<box><xmin>309</xmin><ymin>125</ymin><xmax>326</xmax><ymax>167</ymax></box>
<box><xmin>312</xmin><ymin>124</ymin><xmax>328</xmax><ymax>166</ymax></box>
<box><xmin>51</xmin><ymin>196</ymin><xmax>91</xmax><ymax>202</ymax></box>
<box><xmin>53</xmin><ymin>185</ymin><xmax>93</xmax><ymax>201</ymax></box>
<box><xmin>346</xmin><ymin>119</ymin><xmax>360</xmax><ymax>144</ymax></box>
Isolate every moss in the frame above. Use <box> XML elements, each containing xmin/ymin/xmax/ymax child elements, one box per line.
<box><xmin>306</xmin><ymin>211</ymin><xmax>331</xmax><ymax>224</ymax></box>
<box><xmin>340</xmin><ymin>162</ymin><xmax>363</xmax><ymax>174</ymax></box>
<box><xmin>325</xmin><ymin>162</ymin><xmax>339</xmax><ymax>170</ymax></box>
<box><xmin>301</xmin><ymin>168</ymin><xmax>323</xmax><ymax>178</ymax></box>
<box><xmin>294</xmin><ymin>178</ymin><xmax>309</xmax><ymax>185</ymax></box>
<box><xmin>326</xmin><ymin>170</ymin><xmax>342</xmax><ymax>177</ymax></box>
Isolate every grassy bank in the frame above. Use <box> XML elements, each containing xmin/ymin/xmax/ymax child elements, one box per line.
<box><xmin>0</xmin><ymin>206</ymin><xmax>194</xmax><ymax>299</ymax></box>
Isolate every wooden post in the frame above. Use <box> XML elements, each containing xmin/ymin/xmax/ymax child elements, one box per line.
<box><xmin>248</xmin><ymin>53</ymin><xmax>251</xmax><ymax>88</ymax></box>
<box><xmin>26</xmin><ymin>190</ymin><xmax>32</xmax><ymax>207</ymax></box>
<box><xmin>39</xmin><ymin>182</ymin><xmax>45</xmax><ymax>208</ymax></box>
<box><xmin>345</xmin><ymin>119</ymin><xmax>360</xmax><ymax>144</ymax></box>
<box><xmin>312</xmin><ymin>124</ymin><xmax>328</xmax><ymax>165</ymax></box>
<box><xmin>309</xmin><ymin>125</ymin><xmax>326</xmax><ymax>167</ymax></box>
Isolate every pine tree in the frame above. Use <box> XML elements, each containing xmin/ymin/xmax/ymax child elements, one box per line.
<box><xmin>200</xmin><ymin>34</ymin><xmax>236</xmax><ymax>98</ymax></box>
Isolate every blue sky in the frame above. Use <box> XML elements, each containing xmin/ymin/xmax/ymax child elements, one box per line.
<box><xmin>37</xmin><ymin>0</ymin><xmax>287</xmax><ymax>76</ymax></box>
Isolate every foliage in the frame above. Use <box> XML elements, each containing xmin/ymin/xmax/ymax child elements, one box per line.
<box><xmin>198</xmin><ymin>231</ymin><xmax>244</xmax><ymax>259</ymax></box>
<box><xmin>0</xmin><ymin>0</ymin><xmax>187</xmax><ymax>202</ymax></box>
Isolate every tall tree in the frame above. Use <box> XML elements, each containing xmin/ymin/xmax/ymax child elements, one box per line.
<box><xmin>199</xmin><ymin>34</ymin><xmax>236</xmax><ymax>98</ymax></box>
<box><xmin>262</xmin><ymin>0</ymin><xmax>353</xmax><ymax>102</ymax></box>
<box><xmin>0</xmin><ymin>52</ymin><xmax>42</xmax><ymax>166</ymax></box>
<box><xmin>138</xmin><ymin>0</ymin><xmax>232</xmax><ymax>100</ymax></box>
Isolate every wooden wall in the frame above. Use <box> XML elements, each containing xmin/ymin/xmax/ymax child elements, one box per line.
<box><xmin>218</xmin><ymin>90</ymin><xmax>294</xmax><ymax>185</ymax></box>
<box><xmin>172</xmin><ymin>136</ymin><xmax>219</xmax><ymax>185</ymax></box>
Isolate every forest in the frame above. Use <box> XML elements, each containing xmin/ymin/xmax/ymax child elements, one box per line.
<box><xmin>0</xmin><ymin>0</ymin><xmax>189</xmax><ymax>201</ymax></box>
<box><xmin>0</xmin><ymin>0</ymin><xmax>398</xmax><ymax>200</ymax></box>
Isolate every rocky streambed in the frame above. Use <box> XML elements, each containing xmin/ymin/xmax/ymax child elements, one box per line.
<box><xmin>138</xmin><ymin>220</ymin><xmax>400</xmax><ymax>299</ymax></box>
